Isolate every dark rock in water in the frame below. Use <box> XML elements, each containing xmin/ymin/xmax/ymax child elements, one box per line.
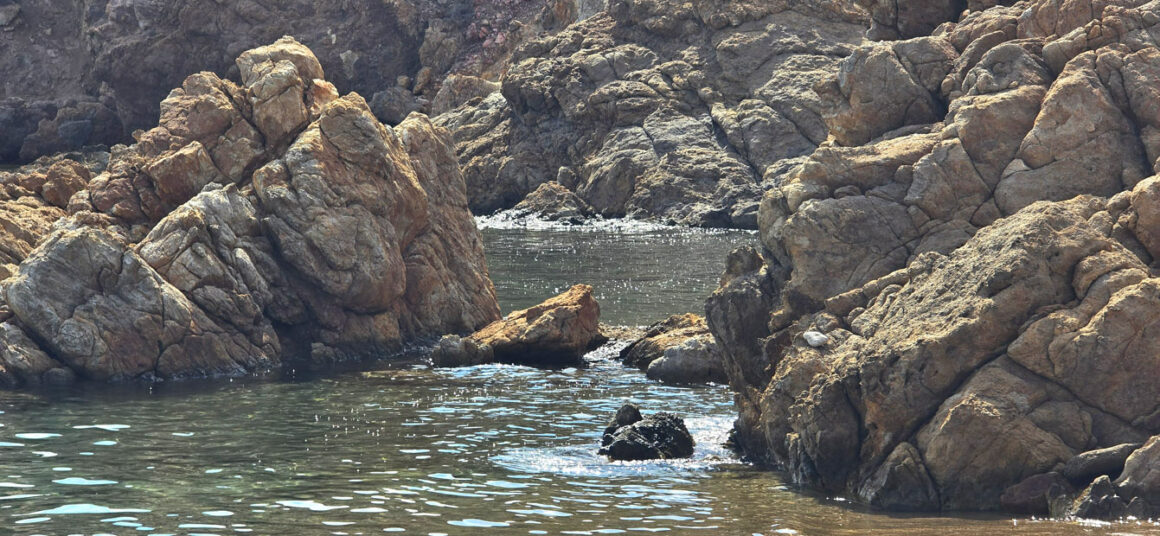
<box><xmin>856</xmin><ymin>442</ymin><xmax>940</xmax><ymax>512</ymax></box>
<box><xmin>1062</xmin><ymin>443</ymin><xmax>1143</xmax><ymax>486</ymax></box>
<box><xmin>599</xmin><ymin>404</ymin><xmax>694</xmax><ymax>461</ymax></box>
<box><xmin>1068</xmin><ymin>476</ymin><xmax>1128</xmax><ymax>520</ymax></box>
<box><xmin>1114</xmin><ymin>436</ymin><xmax>1160</xmax><ymax>514</ymax></box>
<box><xmin>1000</xmin><ymin>472</ymin><xmax>1072</xmax><ymax>516</ymax></box>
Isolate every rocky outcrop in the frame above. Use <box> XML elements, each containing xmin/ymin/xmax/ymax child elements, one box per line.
<box><xmin>0</xmin><ymin>37</ymin><xmax>500</xmax><ymax>387</ymax></box>
<box><xmin>619</xmin><ymin>314</ymin><xmax>726</xmax><ymax>384</ymax></box>
<box><xmin>431</xmin><ymin>284</ymin><xmax>606</xmax><ymax>367</ymax></box>
<box><xmin>511</xmin><ymin>182</ymin><xmax>594</xmax><ymax>223</ymax></box>
<box><xmin>599</xmin><ymin>403</ymin><xmax>695</xmax><ymax>461</ymax></box>
<box><xmin>706</xmin><ymin>0</ymin><xmax>1160</xmax><ymax>517</ymax></box>
<box><xmin>436</xmin><ymin>0</ymin><xmax>869</xmax><ymax>228</ymax></box>
<box><xmin>1</xmin><ymin>0</ymin><xmax>581</xmax><ymax>164</ymax></box>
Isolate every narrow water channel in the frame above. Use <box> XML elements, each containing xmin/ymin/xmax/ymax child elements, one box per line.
<box><xmin>0</xmin><ymin>221</ymin><xmax>1154</xmax><ymax>535</ymax></box>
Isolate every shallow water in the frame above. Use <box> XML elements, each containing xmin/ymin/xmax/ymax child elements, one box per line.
<box><xmin>0</xmin><ymin>221</ymin><xmax>1156</xmax><ymax>535</ymax></box>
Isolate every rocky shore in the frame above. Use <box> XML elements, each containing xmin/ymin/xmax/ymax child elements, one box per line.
<box><xmin>704</xmin><ymin>0</ymin><xmax>1160</xmax><ymax>519</ymax></box>
<box><xmin>0</xmin><ymin>37</ymin><xmax>500</xmax><ymax>386</ymax></box>
<box><xmin>5</xmin><ymin>0</ymin><xmax>1160</xmax><ymax>524</ymax></box>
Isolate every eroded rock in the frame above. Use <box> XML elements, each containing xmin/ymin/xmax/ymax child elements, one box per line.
<box><xmin>0</xmin><ymin>37</ymin><xmax>500</xmax><ymax>385</ymax></box>
<box><xmin>707</xmin><ymin>0</ymin><xmax>1160</xmax><ymax>517</ymax></box>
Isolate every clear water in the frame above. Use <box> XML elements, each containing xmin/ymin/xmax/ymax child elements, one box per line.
<box><xmin>0</xmin><ymin>221</ymin><xmax>1156</xmax><ymax>535</ymax></box>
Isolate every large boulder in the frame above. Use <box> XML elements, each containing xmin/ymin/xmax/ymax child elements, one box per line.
<box><xmin>0</xmin><ymin>37</ymin><xmax>500</xmax><ymax>386</ymax></box>
<box><xmin>433</xmin><ymin>284</ymin><xmax>606</xmax><ymax>367</ymax></box>
<box><xmin>619</xmin><ymin>314</ymin><xmax>726</xmax><ymax>384</ymax></box>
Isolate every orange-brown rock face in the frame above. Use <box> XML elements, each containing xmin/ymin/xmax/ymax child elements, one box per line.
<box><xmin>705</xmin><ymin>0</ymin><xmax>1160</xmax><ymax>518</ymax></box>
<box><xmin>0</xmin><ymin>36</ymin><xmax>500</xmax><ymax>387</ymax></box>
<box><xmin>433</xmin><ymin>284</ymin><xmax>606</xmax><ymax>367</ymax></box>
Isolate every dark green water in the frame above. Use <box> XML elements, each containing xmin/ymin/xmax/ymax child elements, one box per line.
<box><xmin>0</xmin><ymin>221</ymin><xmax>1155</xmax><ymax>535</ymax></box>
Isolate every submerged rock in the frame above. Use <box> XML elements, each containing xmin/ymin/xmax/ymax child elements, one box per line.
<box><xmin>433</xmin><ymin>284</ymin><xmax>607</xmax><ymax>367</ymax></box>
<box><xmin>599</xmin><ymin>403</ymin><xmax>694</xmax><ymax>461</ymax></box>
<box><xmin>619</xmin><ymin>314</ymin><xmax>726</xmax><ymax>384</ymax></box>
<box><xmin>0</xmin><ymin>37</ymin><xmax>501</xmax><ymax>387</ymax></box>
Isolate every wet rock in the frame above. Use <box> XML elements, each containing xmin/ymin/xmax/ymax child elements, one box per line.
<box><xmin>1062</xmin><ymin>443</ymin><xmax>1144</xmax><ymax>486</ymax></box>
<box><xmin>1068</xmin><ymin>476</ymin><xmax>1129</xmax><ymax>519</ymax></box>
<box><xmin>599</xmin><ymin>403</ymin><xmax>695</xmax><ymax>461</ymax></box>
<box><xmin>1000</xmin><ymin>472</ymin><xmax>1073</xmax><ymax>516</ymax></box>
<box><xmin>619</xmin><ymin>314</ymin><xmax>725</xmax><ymax>384</ymax></box>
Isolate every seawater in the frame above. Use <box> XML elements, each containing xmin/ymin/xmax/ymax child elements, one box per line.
<box><xmin>0</xmin><ymin>218</ymin><xmax>1155</xmax><ymax>535</ymax></box>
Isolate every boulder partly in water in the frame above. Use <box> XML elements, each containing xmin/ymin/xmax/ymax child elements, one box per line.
<box><xmin>599</xmin><ymin>403</ymin><xmax>695</xmax><ymax>461</ymax></box>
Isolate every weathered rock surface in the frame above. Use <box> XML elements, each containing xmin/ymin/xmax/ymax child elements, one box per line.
<box><xmin>706</xmin><ymin>0</ymin><xmax>1160</xmax><ymax>517</ymax></box>
<box><xmin>599</xmin><ymin>403</ymin><xmax>695</xmax><ymax>461</ymax></box>
<box><xmin>1</xmin><ymin>0</ymin><xmax>580</xmax><ymax>163</ymax></box>
<box><xmin>436</xmin><ymin>0</ymin><xmax>869</xmax><ymax>228</ymax></box>
<box><xmin>619</xmin><ymin>314</ymin><xmax>726</xmax><ymax>384</ymax></box>
<box><xmin>511</xmin><ymin>182</ymin><xmax>594</xmax><ymax>223</ymax></box>
<box><xmin>0</xmin><ymin>37</ymin><xmax>500</xmax><ymax>387</ymax></box>
<box><xmin>432</xmin><ymin>284</ymin><xmax>606</xmax><ymax>367</ymax></box>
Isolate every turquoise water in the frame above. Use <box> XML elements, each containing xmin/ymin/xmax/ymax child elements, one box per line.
<box><xmin>0</xmin><ymin>223</ymin><xmax>1155</xmax><ymax>535</ymax></box>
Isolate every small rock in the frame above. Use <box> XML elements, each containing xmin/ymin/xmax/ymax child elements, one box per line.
<box><xmin>646</xmin><ymin>337</ymin><xmax>726</xmax><ymax>385</ymax></box>
<box><xmin>599</xmin><ymin>404</ymin><xmax>694</xmax><ymax>461</ymax></box>
<box><xmin>803</xmin><ymin>331</ymin><xmax>829</xmax><ymax>347</ymax></box>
